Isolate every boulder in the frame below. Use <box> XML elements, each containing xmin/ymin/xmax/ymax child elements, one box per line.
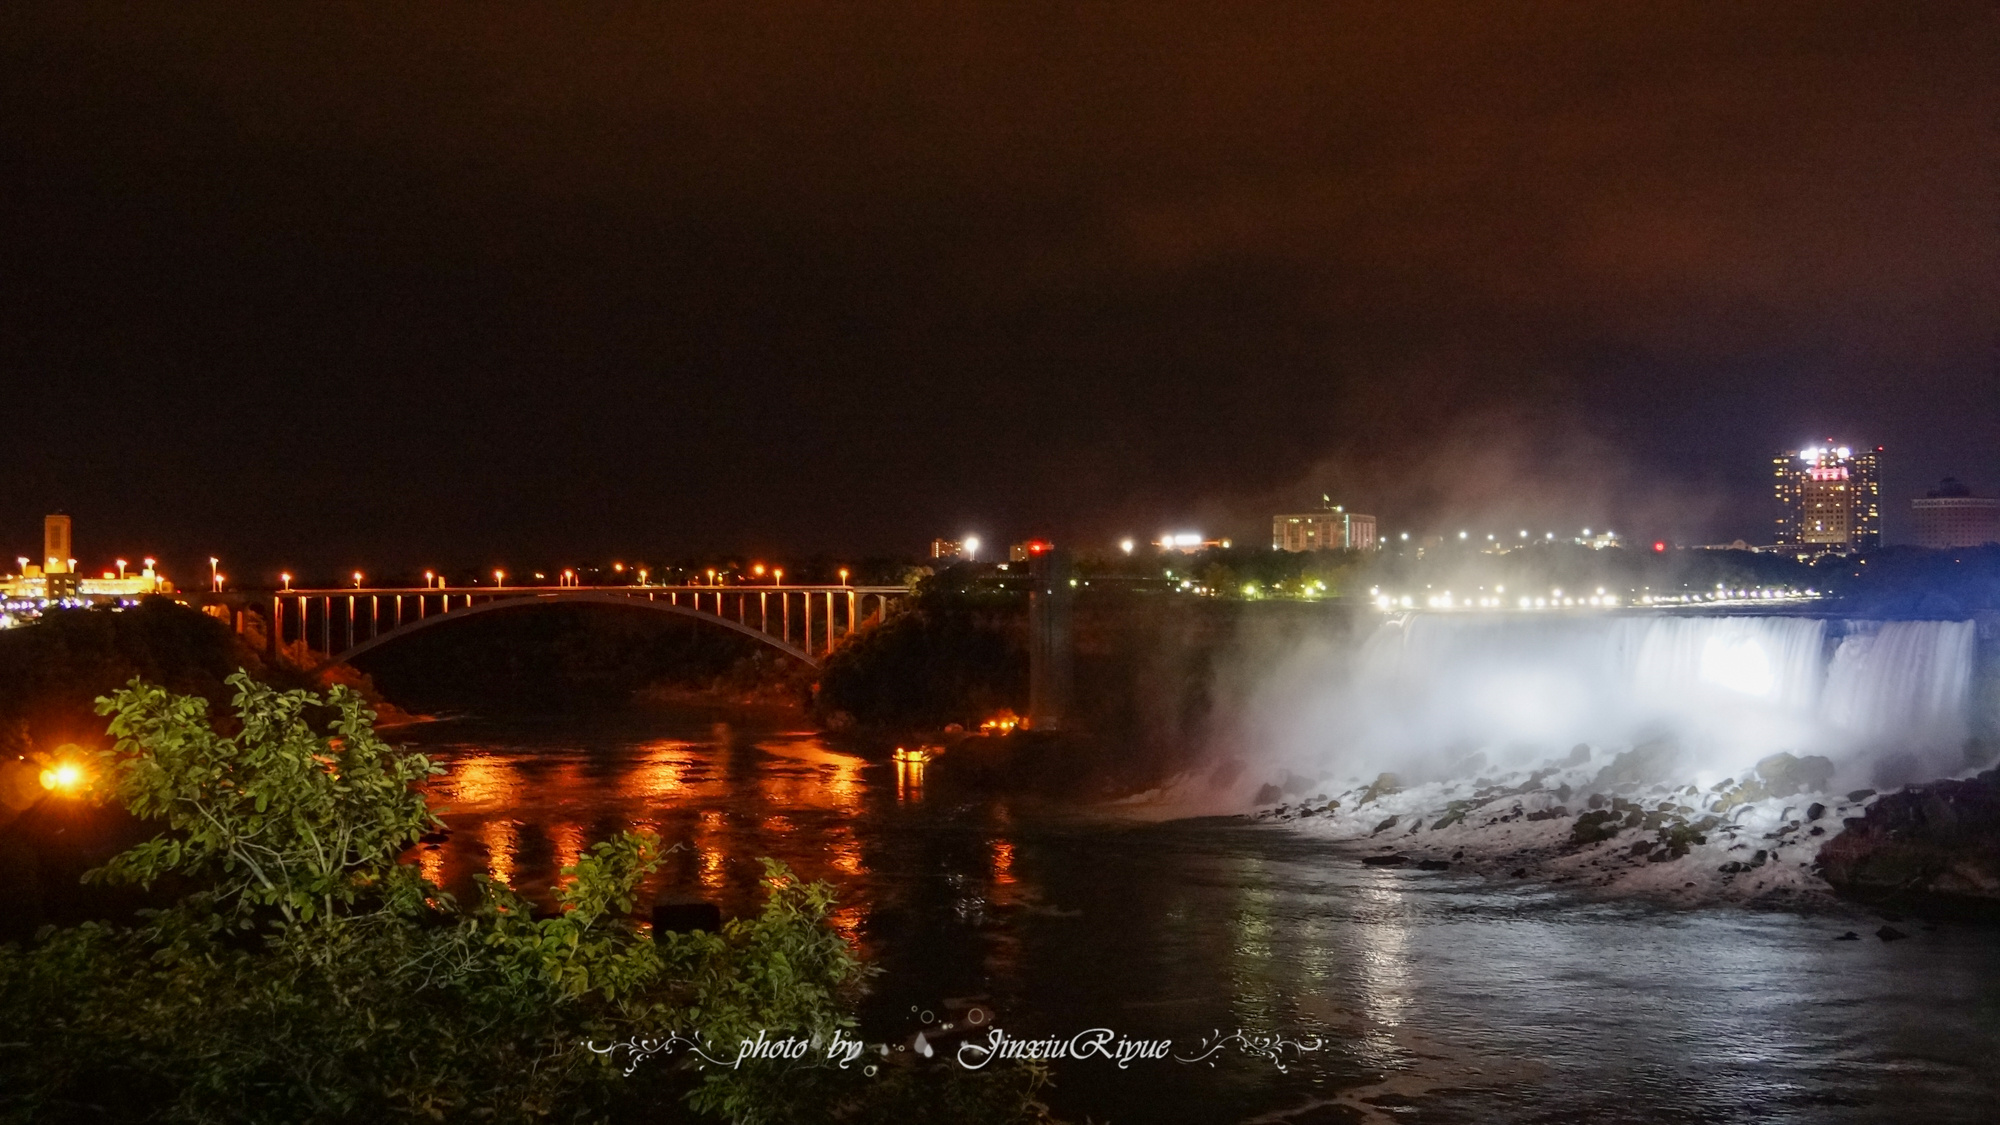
<box><xmin>1358</xmin><ymin>773</ymin><xmax>1403</xmax><ymax>806</ymax></box>
<box><xmin>1362</xmin><ymin>854</ymin><xmax>1409</xmax><ymax>867</ymax></box>
<box><xmin>1588</xmin><ymin>740</ymin><xmax>1680</xmax><ymax>791</ymax></box>
<box><xmin>1818</xmin><ymin>769</ymin><xmax>2000</xmax><ymax>917</ymax></box>
<box><xmin>1752</xmin><ymin>752</ymin><xmax>1836</xmax><ymax>799</ymax></box>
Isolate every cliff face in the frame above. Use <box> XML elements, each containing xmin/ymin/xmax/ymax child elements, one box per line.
<box><xmin>1818</xmin><ymin>769</ymin><xmax>2000</xmax><ymax>916</ymax></box>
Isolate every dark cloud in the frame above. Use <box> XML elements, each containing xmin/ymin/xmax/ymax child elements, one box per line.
<box><xmin>1</xmin><ymin>2</ymin><xmax>1992</xmax><ymax>576</ymax></box>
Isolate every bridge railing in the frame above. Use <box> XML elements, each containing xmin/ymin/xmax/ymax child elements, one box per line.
<box><xmin>266</xmin><ymin>585</ymin><xmax>907</xmax><ymax>665</ymax></box>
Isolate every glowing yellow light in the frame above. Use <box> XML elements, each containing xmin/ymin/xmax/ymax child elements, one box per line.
<box><xmin>39</xmin><ymin>762</ymin><xmax>84</xmax><ymax>792</ymax></box>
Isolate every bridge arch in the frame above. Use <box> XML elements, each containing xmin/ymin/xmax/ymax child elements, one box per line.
<box><xmin>327</xmin><ymin>591</ymin><xmax>825</xmax><ymax>668</ymax></box>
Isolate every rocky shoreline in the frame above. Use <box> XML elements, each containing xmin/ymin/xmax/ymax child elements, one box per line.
<box><xmin>1243</xmin><ymin>746</ymin><xmax>2000</xmax><ymax>918</ymax></box>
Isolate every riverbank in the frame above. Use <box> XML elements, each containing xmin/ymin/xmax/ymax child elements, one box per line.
<box><xmin>1236</xmin><ymin>748</ymin><xmax>2000</xmax><ymax>919</ymax></box>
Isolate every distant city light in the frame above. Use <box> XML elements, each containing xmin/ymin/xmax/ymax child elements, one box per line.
<box><xmin>963</xmin><ymin>535</ymin><xmax>980</xmax><ymax>560</ymax></box>
<box><xmin>1119</xmin><ymin>538</ymin><xmax>1135</xmax><ymax>554</ymax></box>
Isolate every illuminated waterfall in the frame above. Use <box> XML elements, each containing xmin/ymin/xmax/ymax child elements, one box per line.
<box><xmin>1246</xmin><ymin>613</ymin><xmax>1981</xmax><ymax>794</ymax></box>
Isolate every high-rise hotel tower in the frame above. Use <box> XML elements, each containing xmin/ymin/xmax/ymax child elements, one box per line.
<box><xmin>1773</xmin><ymin>442</ymin><xmax>1880</xmax><ymax>550</ymax></box>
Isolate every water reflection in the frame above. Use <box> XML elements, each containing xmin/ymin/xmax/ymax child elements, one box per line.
<box><xmin>396</xmin><ymin>717</ymin><xmax>2000</xmax><ymax>1124</ymax></box>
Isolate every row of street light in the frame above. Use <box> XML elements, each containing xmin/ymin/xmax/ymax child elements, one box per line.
<box><xmin>260</xmin><ymin>563</ymin><xmax>853</xmax><ymax>591</ymax></box>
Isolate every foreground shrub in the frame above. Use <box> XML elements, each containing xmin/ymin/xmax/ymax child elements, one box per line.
<box><xmin>0</xmin><ymin>674</ymin><xmax>1053</xmax><ymax>1124</ymax></box>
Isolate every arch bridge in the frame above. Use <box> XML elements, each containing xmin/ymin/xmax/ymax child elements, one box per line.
<box><xmin>268</xmin><ymin>584</ymin><xmax>906</xmax><ymax>669</ymax></box>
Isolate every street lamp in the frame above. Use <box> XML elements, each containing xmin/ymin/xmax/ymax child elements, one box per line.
<box><xmin>1119</xmin><ymin>538</ymin><xmax>1135</xmax><ymax>554</ymax></box>
<box><xmin>494</xmin><ymin>569</ymin><xmax>505</xmax><ymax>587</ymax></box>
<box><xmin>352</xmin><ymin>571</ymin><xmax>363</xmax><ymax>589</ymax></box>
<box><xmin>209</xmin><ymin>557</ymin><xmax>220</xmax><ymax>592</ymax></box>
<box><xmin>964</xmin><ymin>535</ymin><xmax>981</xmax><ymax>561</ymax></box>
<box><xmin>281</xmin><ymin>572</ymin><xmax>292</xmax><ymax>591</ymax></box>
<box><xmin>638</xmin><ymin>567</ymin><xmax>649</xmax><ymax>585</ymax></box>
<box><xmin>424</xmin><ymin>570</ymin><xmax>435</xmax><ymax>588</ymax></box>
<box><xmin>773</xmin><ymin>567</ymin><xmax>783</xmax><ymax>585</ymax></box>
<box><xmin>115</xmin><ymin>558</ymin><xmax>128</xmax><ymax>578</ymax></box>
<box><xmin>839</xmin><ymin>568</ymin><xmax>849</xmax><ymax>585</ymax></box>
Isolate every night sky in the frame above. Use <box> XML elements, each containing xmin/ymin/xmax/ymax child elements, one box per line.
<box><xmin>4</xmin><ymin>3</ymin><xmax>1994</xmax><ymax>581</ymax></box>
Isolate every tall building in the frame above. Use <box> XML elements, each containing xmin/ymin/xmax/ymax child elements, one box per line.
<box><xmin>42</xmin><ymin>513</ymin><xmax>71</xmax><ymax>574</ymax></box>
<box><xmin>1773</xmin><ymin>442</ymin><xmax>1880</xmax><ymax>551</ymax></box>
<box><xmin>1272</xmin><ymin>502</ymin><xmax>1377</xmax><ymax>552</ymax></box>
<box><xmin>1911</xmin><ymin>478</ymin><xmax>1999</xmax><ymax>548</ymax></box>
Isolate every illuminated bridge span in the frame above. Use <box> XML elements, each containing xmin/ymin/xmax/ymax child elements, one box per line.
<box><xmin>271</xmin><ymin>585</ymin><xmax>906</xmax><ymax>669</ymax></box>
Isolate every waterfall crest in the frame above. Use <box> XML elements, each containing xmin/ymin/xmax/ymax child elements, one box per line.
<box><xmin>1239</xmin><ymin>613</ymin><xmax>1981</xmax><ymax>797</ymax></box>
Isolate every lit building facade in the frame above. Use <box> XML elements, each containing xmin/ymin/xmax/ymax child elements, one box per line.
<box><xmin>1151</xmin><ymin>533</ymin><xmax>1231</xmax><ymax>553</ymax></box>
<box><xmin>1272</xmin><ymin>506</ymin><xmax>1377</xmax><ymax>552</ymax></box>
<box><xmin>2</xmin><ymin>514</ymin><xmax>172</xmax><ymax>602</ymax></box>
<box><xmin>1911</xmin><ymin>478</ymin><xmax>1999</xmax><ymax>548</ymax></box>
<box><xmin>1773</xmin><ymin>442</ymin><xmax>1880</xmax><ymax>551</ymax></box>
<box><xmin>930</xmin><ymin>536</ymin><xmax>980</xmax><ymax>561</ymax></box>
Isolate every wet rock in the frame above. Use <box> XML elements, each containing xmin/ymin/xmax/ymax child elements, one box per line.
<box><xmin>1358</xmin><ymin>773</ymin><xmax>1403</xmax><ymax>806</ymax></box>
<box><xmin>1430</xmin><ymin>802</ymin><xmax>1470</xmax><ymax>831</ymax></box>
<box><xmin>1370</xmin><ymin>815</ymin><xmax>1400</xmax><ymax>835</ymax></box>
<box><xmin>1525</xmin><ymin>806</ymin><xmax>1569</xmax><ymax>822</ymax></box>
<box><xmin>1753</xmin><ymin>752</ymin><xmax>1836</xmax><ymax>799</ymax></box>
<box><xmin>1806</xmin><ymin>802</ymin><xmax>1827</xmax><ymax>822</ymax></box>
<box><xmin>1719</xmin><ymin>861</ymin><xmax>1746</xmax><ymax>874</ymax></box>
<box><xmin>1586</xmin><ymin>792</ymin><xmax>1608</xmax><ymax>810</ymax></box>
<box><xmin>1570</xmin><ymin>809</ymin><xmax>1623</xmax><ymax>846</ymax></box>
<box><xmin>1416</xmin><ymin>859</ymin><xmax>1450</xmax><ymax>871</ymax></box>
<box><xmin>1588</xmin><ymin>740</ymin><xmax>1680</xmax><ymax>791</ymax></box>
<box><xmin>1834</xmin><ymin>931</ymin><xmax>1860</xmax><ymax>940</ymax></box>
<box><xmin>1847</xmin><ymin>789</ymin><xmax>1877</xmax><ymax>804</ymax></box>
<box><xmin>1819</xmin><ymin>770</ymin><xmax>2000</xmax><ymax>917</ymax></box>
<box><xmin>1253</xmin><ymin>783</ymin><xmax>1283</xmax><ymax>806</ymax></box>
<box><xmin>1876</xmin><ymin>925</ymin><xmax>1909</xmax><ymax>942</ymax></box>
<box><xmin>1563</xmin><ymin>743</ymin><xmax>1591</xmax><ymax>767</ymax></box>
<box><xmin>1629</xmin><ymin>839</ymin><xmax>1656</xmax><ymax>858</ymax></box>
<box><xmin>1510</xmin><ymin>867</ymin><xmax>1528</xmax><ymax>878</ymax></box>
<box><xmin>1451</xmin><ymin>849</ymin><xmax>1465</xmax><ymax>860</ymax></box>
<box><xmin>1362</xmin><ymin>854</ymin><xmax>1409</xmax><ymax>867</ymax></box>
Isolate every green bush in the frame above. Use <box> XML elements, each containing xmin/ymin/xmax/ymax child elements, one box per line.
<box><xmin>0</xmin><ymin>674</ymin><xmax>1055</xmax><ymax>1124</ymax></box>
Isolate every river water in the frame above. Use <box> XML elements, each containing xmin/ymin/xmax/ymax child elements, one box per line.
<box><xmin>397</xmin><ymin>712</ymin><xmax>2000</xmax><ymax>1124</ymax></box>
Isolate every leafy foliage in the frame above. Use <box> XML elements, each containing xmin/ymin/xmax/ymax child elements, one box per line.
<box><xmin>0</xmin><ymin>673</ymin><xmax>1060</xmax><ymax>1124</ymax></box>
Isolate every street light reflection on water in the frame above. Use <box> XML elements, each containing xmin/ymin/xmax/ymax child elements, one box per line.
<box><xmin>397</xmin><ymin>717</ymin><xmax>2000</xmax><ymax>1123</ymax></box>
<box><xmin>407</xmin><ymin>721</ymin><xmax>957</xmax><ymax>961</ymax></box>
